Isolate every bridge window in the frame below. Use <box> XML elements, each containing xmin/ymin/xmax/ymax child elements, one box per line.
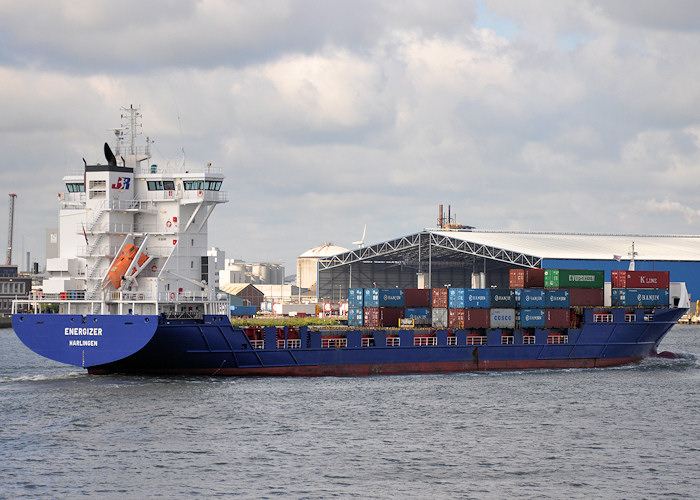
<box><xmin>183</xmin><ymin>180</ymin><xmax>204</xmax><ymax>190</ymax></box>
<box><xmin>147</xmin><ymin>180</ymin><xmax>176</xmax><ymax>191</ymax></box>
<box><xmin>183</xmin><ymin>180</ymin><xmax>221</xmax><ymax>191</ymax></box>
<box><xmin>66</xmin><ymin>182</ymin><xmax>85</xmax><ymax>192</ymax></box>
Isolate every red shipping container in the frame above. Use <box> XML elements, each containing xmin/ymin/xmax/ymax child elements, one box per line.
<box><xmin>625</xmin><ymin>270</ymin><xmax>670</xmax><ymax>289</ymax></box>
<box><xmin>569</xmin><ymin>288</ymin><xmax>604</xmax><ymax>306</ymax></box>
<box><xmin>405</xmin><ymin>288</ymin><xmax>432</xmax><ymax>307</ymax></box>
<box><xmin>546</xmin><ymin>308</ymin><xmax>571</xmax><ymax>328</ymax></box>
<box><xmin>510</xmin><ymin>268</ymin><xmax>545</xmax><ymax>288</ymax></box>
<box><xmin>524</xmin><ymin>268</ymin><xmax>545</xmax><ymax>288</ymax></box>
<box><xmin>380</xmin><ymin>307</ymin><xmax>404</xmax><ymax>327</ymax></box>
<box><xmin>464</xmin><ymin>308</ymin><xmax>491</xmax><ymax>328</ymax></box>
<box><xmin>509</xmin><ymin>269</ymin><xmax>524</xmax><ymax>289</ymax></box>
<box><xmin>611</xmin><ymin>270</ymin><xmax>627</xmax><ymax>288</ymax></box>
<box><xmin>364</xmin><ymin>307</ymin><xmax>380</xmax><ymax>327</ymax></box>
<box><xmin>432</xmin><ymin>288</ymin><xmax>449</xmax><ymax>308</ymax></box>
<box><xmin>448</xmin><ymin>308</ymin><xmax>465</xmax><ymax>329</ymax></box>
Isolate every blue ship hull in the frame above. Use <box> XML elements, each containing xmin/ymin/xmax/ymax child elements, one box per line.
<box><xmin>13</xmin><ymin>307</ymin><xmax>685</xmax><ymax>376</ymax></box>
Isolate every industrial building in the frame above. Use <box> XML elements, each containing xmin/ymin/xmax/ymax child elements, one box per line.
<box><xmin>297</xmin><ymin>243</ymin><xmax>348</xmax><ymax>290</ymax></box>
<box><xmin>316</xmin><ymin>229</ymin><xmax>700</xmax><ymax>301</ymax></box>
<box><xmin>208</xmin><ymin>247</ymin><xmax>285</xmax><ymax>286</ymax></box>
<box><xmin>0</xmin><ymin>265</ymin><xmax>32</xmax><ymax>316</ymax></box>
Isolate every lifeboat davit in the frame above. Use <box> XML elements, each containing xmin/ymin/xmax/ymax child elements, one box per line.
<box><xmin>109</xmin><ymin>244</ymin><xmax>148</xmax><ymax>289</ymax></box>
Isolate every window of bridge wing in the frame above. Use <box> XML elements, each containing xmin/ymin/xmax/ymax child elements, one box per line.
<box><xmin>66</xmin><ymin>182</ymin><xmax>85</xmax><ymax>192</ymax></box>
<box><xmin>147</xmin><ymin>180</ymin><xmax>176</xmax><ymax>191</ymax></box>
<box><xmin>183</xmin><ymin>180</ymin><xmax>205</xmax><ymax>190</ymax></box>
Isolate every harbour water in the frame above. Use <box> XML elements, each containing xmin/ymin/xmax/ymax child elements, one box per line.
<box><xmin>1</xmin><ymin>326</ymin><xmax>698</xmax><ymax>499</ymax></box>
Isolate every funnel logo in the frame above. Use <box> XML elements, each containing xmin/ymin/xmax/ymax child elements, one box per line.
<box><xmin>111</xmin><ymin>177</ymin><xmax>131</xmax><ymax>190</ymax></box>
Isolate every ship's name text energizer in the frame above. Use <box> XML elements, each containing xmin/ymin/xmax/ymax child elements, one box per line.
<box><xmin>64</xmin><ymin>328</ymin><xmax>103</xmax><ymax>336</ymax></box>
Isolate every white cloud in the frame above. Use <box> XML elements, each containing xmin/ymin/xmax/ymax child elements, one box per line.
<box><xmin>644</xmin><ymin>198</ymin><xmax>700</xmax><ymax>225</ymax></box>
<box><xmin>2</xmin><ymin>0</ymin><xmax>700</xmax><ymax>269</ymax></box>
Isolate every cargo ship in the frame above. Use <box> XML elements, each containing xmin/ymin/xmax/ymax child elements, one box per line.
<box><xmin>12</xmin><ymin>109</ymin><xmax>690</xmax><ymax>376</ymax></box>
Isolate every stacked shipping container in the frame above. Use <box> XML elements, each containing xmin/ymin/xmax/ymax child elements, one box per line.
<box><xmin>610</xmin><ymin>270</ymin><xmax>670</xmax><ymax>307</ymax></box>
<box><xmin>347</xmin><ymin>269</ymin><xmax>671</xmax><ymax>329</ymax></box>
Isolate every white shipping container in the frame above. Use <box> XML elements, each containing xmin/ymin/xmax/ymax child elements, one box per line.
<box><xmin>432</xmin><ymin>307</ymin><xmax>448</xmax><ymax>328</ymax></box>
<box><xmin>281</xmin><ymin>303</ymin><xmax>318</xmax><ymax>315</ymax></box>
<box><xmin>490</xmin><ymin>308</ymin><xmax>516</xmax><ymax>329</ymax></box>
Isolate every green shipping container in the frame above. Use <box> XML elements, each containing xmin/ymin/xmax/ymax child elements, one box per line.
<box><xmin>544</xmin><ymin>269</ymin><xmax>604</xmax><ymax>289</ymax></box>
<box><xmin>544</xmin><ymin>269</ymin><xmax>559</xmax><ymax>288</ymax></box>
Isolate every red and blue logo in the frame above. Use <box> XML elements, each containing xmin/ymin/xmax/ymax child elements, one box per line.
<box><xmin>111</xmin><ymin>177</ymin><xmax>131</xmax><ymax>190</ymax></box>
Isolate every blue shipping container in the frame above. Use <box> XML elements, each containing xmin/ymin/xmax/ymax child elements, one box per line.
<box><xmin>379</xmin><ymin>288</ymin><xmax>405</xmax><ymax>307</ymax></box>
<box><xmin>520</xmin><ymin>308</ymin><xmax>546</xmax><ymax>327</ymax></box>
<box><xmin>405</xmin><ymin>307</ymin><xmax>431</xmax><ymax>320</ymax></box>
<box><xmin>364</xmin><ymin>288</ymin><xmax>379</xmax><ymax>307</ymax></box>
<box><xmin>546</xmin><ymin>289</ymin><xmax>570</xmax><ymax>308</ymax></box>
<box><xmin>348</xmin><ymin>307</ymin><xmax>364</xmax><ymax>327</ymax></box>
<box><xmin>520</xmin><ymin>289</ymin><xmax>546</xmax><ymax>308</ymax></box>
<box><xmin>465</xmin><ymin>288</ymin><xmax>491</xmax><ymax>308</ymax></box>
<box><xmin>348</xmin><ymin>288</ymin><xmax>364</xmax><ymax>308</ymax></box>
<box><xmin>611</xmin><ymin>288</ymin><xmax>669</xmax><ymax>307</ymax></box>
<box><xmin>448</xmin><ymin>288</ymin><xmax>465</xmax><ymax>308</ymax></box>
<box><xmin>491</xmin><ymin>289</ymin><xmax>516</xmax><ymax>308</ymax></box>
<box><xmin>230</xmin><ymin>305</ymin><xmax>258</xmax><ymax>316</ymax></box>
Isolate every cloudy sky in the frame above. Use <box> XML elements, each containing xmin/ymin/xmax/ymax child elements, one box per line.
<box><xmin>2</xmin><ymin>0</ymin><xmax>700</xmax><ymax>273</ymax></box>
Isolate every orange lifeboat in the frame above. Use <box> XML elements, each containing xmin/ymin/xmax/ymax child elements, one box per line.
<box><xmin>109</xmin><ymin>244</ymin><xmax>148</xmax><ymax>289</ymax></box>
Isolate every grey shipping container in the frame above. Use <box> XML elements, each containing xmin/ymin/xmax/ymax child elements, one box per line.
<box><xmin>432</xmin><ymin>308</ymin><xmax>448</xmax><ymax>328</ymax></box>
<box><xmin>490</xmin><ymin>308</ymin><xmax>516</xmax><ymax>329</ymax></box>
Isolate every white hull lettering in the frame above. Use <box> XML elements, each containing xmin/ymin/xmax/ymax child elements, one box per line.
<box><xmin>64</xmin><ymin>328</ymin><xmax>103</xmax><ymax>336</ymax></box>
<box><xmin>69</xmin><ymin>340</ymin><xmax>98</xmax><ymax>347</ymax></box>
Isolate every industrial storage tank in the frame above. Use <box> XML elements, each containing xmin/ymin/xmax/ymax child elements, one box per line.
<box><xmin>297</xmin><ymin>243</ymin><xmax>348</xmax><ymax>290</ymax></box>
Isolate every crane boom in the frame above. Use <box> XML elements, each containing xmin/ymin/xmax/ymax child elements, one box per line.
<box><xmin>6</xmin><ymin>193</ymin><xmax>16</xmax><ymax>265</ymax></box>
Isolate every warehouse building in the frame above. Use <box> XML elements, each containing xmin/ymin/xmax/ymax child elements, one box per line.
<box><xmin>316</xmin><ymin>230</ymin><xmax>700</xmax><ymax>301</ymax></box>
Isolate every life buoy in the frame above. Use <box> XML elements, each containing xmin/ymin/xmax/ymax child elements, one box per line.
<box><xmin>151</xmin><ymin>264</ymin><xmax>157</xmax><ymax>272</ymax></box>
<box><xmin>197</xmin><ymin>190</ymin><xmax>203</xmax><ymax>197</ymax></box>
<box><xmin>166</xmin><ymin>220</ymin><xmax>172</xmax><ymax>228</ymax></box>
<box><xmin>169</xmin><ymin>292</ymin><xmax>175</xmax><ymax>299</ymax></box>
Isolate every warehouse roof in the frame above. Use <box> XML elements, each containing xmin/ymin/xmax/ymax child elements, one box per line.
<box><xmin>433</xmin><ymin>230</ymin><xmax>700</xmax><ymax>261</ymax></box>
<box><xmin>319</xmin><ymin>229</ymin><xmax>700</xmax><ymax>271</ymax></box>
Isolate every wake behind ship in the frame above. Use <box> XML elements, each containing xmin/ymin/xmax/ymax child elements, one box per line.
<box><xmin>12</xmin><ymin>108</ymin><xmax>690</xmax><ymax>376</ymax></box>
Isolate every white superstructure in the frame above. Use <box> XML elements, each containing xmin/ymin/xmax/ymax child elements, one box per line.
<box><xmin>31</xmin><ymin>106</ymin><xmax>229</xmax><ymax>318</ymax></box>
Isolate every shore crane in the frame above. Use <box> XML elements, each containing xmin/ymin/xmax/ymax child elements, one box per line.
<box><xmin>6</xmin><ymin>193</ymin><xmax>16</xmax><ymax>265</ymax></box>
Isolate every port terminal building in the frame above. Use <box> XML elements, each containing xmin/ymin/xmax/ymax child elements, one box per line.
<box><xmin>315</xmin><ymin>230</ymin><xmax>700</xmax><ymax>302</ymax></box>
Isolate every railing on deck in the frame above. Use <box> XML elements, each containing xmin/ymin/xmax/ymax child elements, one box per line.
<box><xmin>547</xmin><ymin>335</ymin><xmax>569</xmax><ymax>344</ymax></box>
<box><xmin>501</xmin><ymin>336</ymin><xmax>514</xmax><ymax>345</ymax></box>
<box><xmin>386</xmin><ymin>337</ymin><xmax>400</xmax><ymax>347</ymax></box>
<box><xmin>12</xmin><ymin>290</ymin><xmax>228</xmax><ymax>316</ymax></box>
<box><xmin>414</xmin><ymin>336</ymin><xmax>437</xmax><ymax>346</ymax></box>
<box><xmin>593</xmin><ymin>313</ymin><xmax>613</xmax><ymax>323</ymax></box>
<box><xmin>466</xmin><ymin>336</ymin><xmax>487</xmax><ymax>345</ymax></box>
<box><xmin>277</xmin><ymin>339</ymin><xmax>301</xmax><ymax>349</ymax></box>
<box><xmin>523</xmin><ymin>335</ymin><xmax>536</xmax><ymax>344</ymax></box>
<box><xmin>250</xmin><ymin>340</ymin><xmax>265</xmax><ymax>349</ymax></box>
<box><xmin>322</xmin><ymin>338</ymin><xmax>347</xmax><ymax>348</ymax></box>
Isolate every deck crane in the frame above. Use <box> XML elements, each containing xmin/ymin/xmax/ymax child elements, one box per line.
<box><xmin>6</xmin><ymin>193</ymin><xmax>16</xmax><ymax>265</ymax></box>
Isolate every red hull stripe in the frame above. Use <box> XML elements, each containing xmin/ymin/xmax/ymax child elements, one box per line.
<box><xmin>88</xmin><ymin>357</ymin><xmax>643</xmax><ymax>376</ymax></box>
